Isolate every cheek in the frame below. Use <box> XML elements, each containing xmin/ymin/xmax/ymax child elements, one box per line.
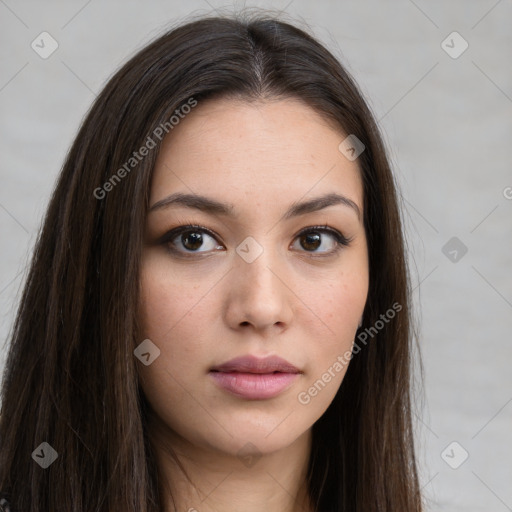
<box><xmin>137</xmin><ymin>260</ymin><xmax>198</xmax><ymax>401</ymax></box>
<box><xmin>136</xmin><ymin>262</ymin><xmax>212</xmax><ymax>435</ymax></box>
<box><xmin>138</xmin><ymin>254</ymin><xmax>208</xmax><ymax>344</ymax></box>
<box><xmin>311</xmin><ymin>267</ymin><xmax>368</xmax><ymax>341</ymax></box>
<box><xmin>298</xmin><ymin>268</ymin><xmax>368</xmax><ymax>404</ymax></box>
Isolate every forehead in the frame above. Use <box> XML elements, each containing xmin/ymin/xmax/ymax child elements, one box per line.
<box><xmin>150</xmin><ymin>97</ymin><xmax>364</xmax><ymax>215</ymax></box>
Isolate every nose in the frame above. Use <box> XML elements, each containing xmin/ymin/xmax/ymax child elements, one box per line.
<box><xmin>224</xmin><ymin>245</ymin><xmax>293</xmax><ymax>333</ymax></box>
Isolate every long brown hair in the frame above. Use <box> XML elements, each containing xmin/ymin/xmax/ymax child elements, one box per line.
<box><xmin>0</xmin><ymin>9</ymin><xmax>423</xmax><ymax>511</ymax></box>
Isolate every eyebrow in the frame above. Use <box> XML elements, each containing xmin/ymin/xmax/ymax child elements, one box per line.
<box><xmin>148</xmin><ymin>191</ymin><xmax>361</xmax><ymax>221</ymax></box>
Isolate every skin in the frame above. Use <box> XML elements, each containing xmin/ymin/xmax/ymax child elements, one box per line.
<box><xmin>137</xmin><ymin>96</ymin><xmax>369</xmax><ymax>512</ymax></box>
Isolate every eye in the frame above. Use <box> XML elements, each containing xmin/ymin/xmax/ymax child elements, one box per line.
<box><xmin>160</xmin><ymin>224</ymin><xmax>352</xmax><ymax>258</ymax></box>
<box><xmin>291</xmin><ymin>225</ymin><xmax>351</xmax><ymax>255</ymax></box>
<box><xmin>161</xmin><ymin>225</ymin><xmax>224</xmax><ymax>256</ymax></box>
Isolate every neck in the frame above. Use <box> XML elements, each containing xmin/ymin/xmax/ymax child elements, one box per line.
<box><xmin>149</xmin><ymin>417</ymin><xmax>314</xmax><ymax>512</ymax></box>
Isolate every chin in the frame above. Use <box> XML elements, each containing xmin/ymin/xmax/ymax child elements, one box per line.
<box><xmin>195</xmin><ymin>413</ymin><xmax>312</xmax><ymax>458</ymax></box>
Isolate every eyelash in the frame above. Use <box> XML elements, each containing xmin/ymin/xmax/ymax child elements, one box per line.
<box><xmin>159</xmin><ymin>223</ymin><xmax>352</xmax><ymax>258</ymax></box>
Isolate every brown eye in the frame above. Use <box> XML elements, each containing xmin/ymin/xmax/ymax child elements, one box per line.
<box><xmin>300</xmin><ymin>232</ymin><xmax>321</xmax><ymax>251</ymax></box>
<box><xmin>180</xmin><ymin>231</ymin><xmax>204</xmax><ymax>251</ymax></box>
<box><xmin>161</xmin><ymin>225</ymin><xmax>223</xmax><ymax>255</ymax></box>
<box><xmin>292</xmin><ymin>226</ymin><xmax>351</xmax><ymax>255</ymax></box>
<box><xmin>160</xmin><ymin>224</ymin><xmax>351</xmax><ymax>258</ymax></box>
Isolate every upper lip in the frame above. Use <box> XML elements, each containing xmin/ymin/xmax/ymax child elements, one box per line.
<box><xmin>210</xmin><ymin>355</ymin><xmax>301</xmax><ymax>374</ymax></box>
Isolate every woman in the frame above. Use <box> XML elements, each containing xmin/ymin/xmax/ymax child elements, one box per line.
<box><xmin>0</xmin><ymin>10</ymin><xmax>423</xmax><ymax>512</ymax></box>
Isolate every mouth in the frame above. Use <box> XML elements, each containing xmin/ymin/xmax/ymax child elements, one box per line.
<box><xmin>209</xmin><ymin>355</ymin><xmax>302</xmax><ymax>400</ymax></box>
<box><xmin>210</xmin><ymin>354</ymin><xmax>301</xmax><ymax>374</ymax></box>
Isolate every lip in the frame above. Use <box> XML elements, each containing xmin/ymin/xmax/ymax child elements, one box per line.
<box><xmin>209</xmin><ymin>355</ymin><xmax>302</xmax><ymax>400</ymax></box>
<box><xmin>210</xmin><ymin>355</ymin><xmax>301</xmax><ymax>374</ymax></box>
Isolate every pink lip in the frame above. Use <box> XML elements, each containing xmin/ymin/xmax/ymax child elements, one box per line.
<box><xmin>209</xmin><ymin>355</ymin><xmax>302</xmax><ymax>400</ymax></box>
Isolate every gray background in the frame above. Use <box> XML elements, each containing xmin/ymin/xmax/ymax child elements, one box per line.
<box><xmin>1</xmin><ymin>1</ymin><xmax>511</xmax><ymax>510</ymax></box>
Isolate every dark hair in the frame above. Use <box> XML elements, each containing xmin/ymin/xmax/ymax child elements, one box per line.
<box><xmin>0</xmin><ymin>9</ymin><xmax>423</xmax><ymax>511</ymax></box>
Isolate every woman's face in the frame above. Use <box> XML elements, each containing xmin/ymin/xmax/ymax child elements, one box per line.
<box><xmin>138</xmin><ymin>97</ymin><xmax>369</xmax><ymax>458</ymax></box>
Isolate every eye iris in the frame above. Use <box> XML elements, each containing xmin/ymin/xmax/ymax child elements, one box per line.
<box><xmin>182</xmin><ymin>231</ymin><xmax>203</xmax><ymax>250</ymax></box>
<box><xmin>301</xmin><ymin>232</ymin><xmax>321</xmax><ymax>251</ymax></box>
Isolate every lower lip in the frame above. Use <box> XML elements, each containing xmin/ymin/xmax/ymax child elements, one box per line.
<box><xmin>209</xmin><ymin>371</ymin><xmax>300</xmax><ymax>400</ymax></box>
